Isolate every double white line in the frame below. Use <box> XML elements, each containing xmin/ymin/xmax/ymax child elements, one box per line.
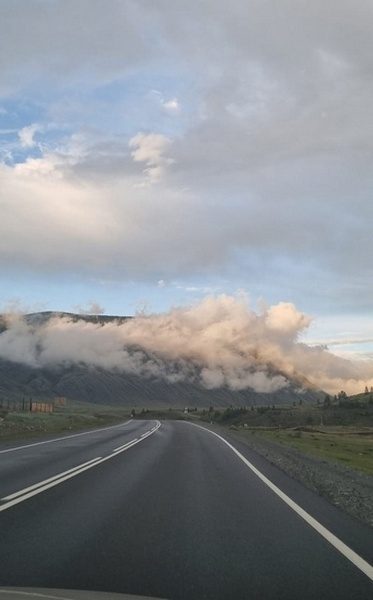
<box><xmin>0</xmin><ymin>421</ymin><xmax>161</xmax><ymax>513</ymax></box>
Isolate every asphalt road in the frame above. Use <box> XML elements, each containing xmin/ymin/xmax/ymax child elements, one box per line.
<box><xmin>0</xmin><ymin>419</ymin><xmax>372</xmax><ymax>599</ymax></box>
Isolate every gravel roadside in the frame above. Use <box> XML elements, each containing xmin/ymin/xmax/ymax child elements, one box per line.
<box><xmin>218</xmin><ymin>427</ymin><xmax>373</xmax><ymax>529</ymax></box>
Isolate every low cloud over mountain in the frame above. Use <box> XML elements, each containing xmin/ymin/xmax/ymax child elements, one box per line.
<box><xmin>0</xmin><ymin>296</ymin><xmax>371</xmax><ymax>402</ymax></box>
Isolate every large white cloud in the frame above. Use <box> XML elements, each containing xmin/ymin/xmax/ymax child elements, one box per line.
<box><xmin>0</xmin><ymin>296</ymin><xmax>372</xmax><ymax>395</ymax></box>
<box><xmin>0</xmin><ymin>0</ymin><xmax>372</xmax><ymax>316</ymax></box>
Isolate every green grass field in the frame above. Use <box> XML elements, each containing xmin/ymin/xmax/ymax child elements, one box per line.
<box><xmin>204</xmin><ymin>398</ymin><xmax>373</xmax><ymax>475</ymax></box>
<box><xmin>247</xmin><ymin>427</ymin><xmax>373</xmax><ymax>475</ymax></box>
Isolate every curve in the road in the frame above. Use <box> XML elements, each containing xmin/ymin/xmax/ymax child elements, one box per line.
<box><xmin>0</xmin><ymin>421</ymin><xmax>161</xmax><ymax>513</ymax></box>
<box><xmin>186</xmin><ymin>422</ymin><xmax>373</xmax><ymax>581</ymax></box>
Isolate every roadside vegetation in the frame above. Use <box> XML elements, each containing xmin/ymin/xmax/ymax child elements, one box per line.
<box><xmin>0</xmin><ymin>401</ymin><xmax>133</xmax><ymax>443</ymax></box>
<box><xmin>196</xmin><ymin>392</ymin><xmax>373</xmax><ymax>475</ymax></box>
<box><xmin>247</xmin><ymin>428</ymin><xmax>373</xmax><ymax>475</ymax></box>
<box><xmin>1</xmin><ymin>392</ymin><xmax>372</xmax><ymax>475</ymax></box>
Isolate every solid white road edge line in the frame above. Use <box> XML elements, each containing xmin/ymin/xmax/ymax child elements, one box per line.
<box><xmin>0</xmin><ymin>420</ymin><xmax>133</xmax><ymax>455</ymax></box>
<box><xmin>0</xmin><ymin>421</ymin><xmax>161</xmax><ymax>513</ymax></box>
<box><xmin>187</xmin><ymin>422</ymin><xmax>373</xmax><ymax>582</ymax></box>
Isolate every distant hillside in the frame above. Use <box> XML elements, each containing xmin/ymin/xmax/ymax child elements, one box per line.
<box><xmin>0</xmin><ymin>358</ymin><xmax>322</xmax><ymax>408</ymax></box>
<box><xmin>0</xmin><ymin>311</ymin><xmax>131</xmax><ymax>337</ymax></box>
<box><xmin>0</xmin><ymin>312</ymin><xmax>324</xmax><ymax>408</ymax></box>
<box><xmin>25</xmin><ymin>311</ymin><xmax>132</xmax><ymax>327</ymax></box>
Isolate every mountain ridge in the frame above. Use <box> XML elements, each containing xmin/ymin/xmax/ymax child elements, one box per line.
<box><xmin>0</xmin><ymin>312</ymin><xmax>324</xmax><ymax>407</ymax></box>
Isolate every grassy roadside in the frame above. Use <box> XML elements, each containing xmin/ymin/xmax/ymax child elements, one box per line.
<box><xmin>0</xmin><ymin>402</ymin><xmax>133</xmax><ymax>443</ymax></box>
<box><xmin>196</xmin><ymin>397</ymin><xmax>373</xmax><ymax>475</ymax></box>
<box><xmin>243</xmin><ymin>427</ymin><xmax>373</xmax><ymax>475</ymax></box>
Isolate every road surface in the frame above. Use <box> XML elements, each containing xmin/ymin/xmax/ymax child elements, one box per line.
<box><xmin>0</xmin><ymin>419</ymin><xmax>372</xmax><ymax>599</ymax></box>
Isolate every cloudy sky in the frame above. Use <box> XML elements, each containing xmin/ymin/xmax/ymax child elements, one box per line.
<box><xmin>0</xmin><ymin>0</ymin><xmax>372</xmax><ymax>360</ymax></box>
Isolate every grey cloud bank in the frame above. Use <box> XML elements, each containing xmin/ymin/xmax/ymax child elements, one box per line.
<box><xmin>0</xmin><ymin>296</ymin><xmax>371</xmax><ymax>395</ymax></box>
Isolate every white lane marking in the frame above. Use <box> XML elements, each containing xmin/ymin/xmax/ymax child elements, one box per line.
<box><xmin>0</xmin><ymin>420</ymin><xmax>133</xmax><ymax>454</ymax></box>
<box><xmin>112</xmin><ymin>426</ymin><xmax>157</xmax><ymax>452</ymax></box>
<box><xmin>186</xmin><ymin>422</ymin><xmax>373</xmax><ymax>582</ymax></box>
<box><xmin>112</xmin><ymin>438</ymin><xmax>139</xmax><ymax>452</ymax></box>
<box><xmin>2</xmin><ymin>457</ymin><xmax>101</xmax><ymax>501</ymax></box>
<box><xmin>0</xmin><ymin>420</ymin><xmax>161</xmax><ymax>513</ymax></box>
